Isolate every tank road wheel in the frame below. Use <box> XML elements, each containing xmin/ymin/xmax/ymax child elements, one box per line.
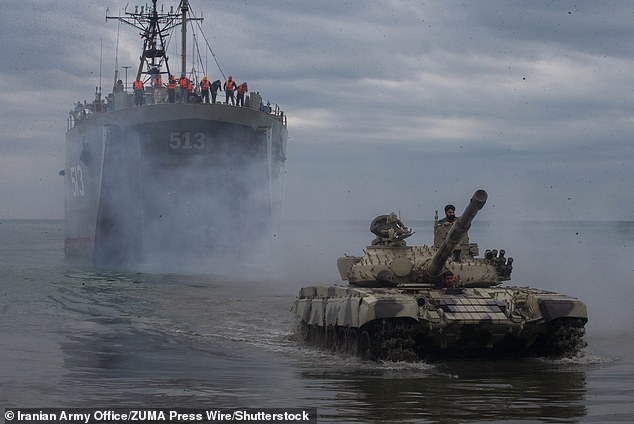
<box><xmin>326</xmin><ymin>325</ymin><xmax>338</xmax><ymax>351</ymax></box>
<box><xmin>359</xmin><ymin>330</ymin><xmax>373</xmax><ymax>360</ymax></box>
<box><xmin>358</xmin><ymin>319</ymin><xmax>419</xmax><ymax>361</ymax></box>
<box><xmin>382</xmin><ymin>336</ymin><xmax>417</xmax><ymax>362</ymax></box>
<box><xmin>346</xmin><ymin>328</ymin><xmax>359</xmax><ymax>356</ymax></box>
<box><xmin>337</xmin><ymin>327</ymin><xmax>348</xmax><ymax>353</ymax></box>
<box><xmin>308</xmin><ymin>324</ymin><xmax>324</xmax><ymax>346</ymax></box>
<box><xmin>549</xmin><ymin>318</ymin><xmax>587</xmax><ymax>358</ymax></box>
<box><xmin>533</xmin><ymin>318</ymin><xmax>587</xmax><ymax>358</ymax></box>
<box><xmin>298</xmin><ymin>322</ymin><xmax>310</xmax><ymax>343</ymax></box>
<box><xmin>306</xmin><ymin>324</ymin><xmax>315</xmax><ymax>343</ymax></box>
<box><xmin>317</xmin><ymin>325</ymin><xmax>326</xmax><ymax>347</ymax></box>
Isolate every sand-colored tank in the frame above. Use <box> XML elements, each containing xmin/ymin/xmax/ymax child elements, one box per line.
<box><xmin>292</xmin><ymin>189</ymin><xmax>587</xmax><ymax>360</ymax></box>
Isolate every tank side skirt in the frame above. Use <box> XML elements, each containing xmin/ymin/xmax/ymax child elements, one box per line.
<box><xmin>295</xmin><ymin>287</ymin><xmax>588</xmax><ymax>360</ymax></box>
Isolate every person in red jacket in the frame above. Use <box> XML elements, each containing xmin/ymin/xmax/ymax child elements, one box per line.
<box><xmin>167</xmin><ymin>76</ymin><xmax>176</xmax><ymax>103</ymax></box>
<box><xmin>133</xmin><ymin>79</ymin><xmax>144</xmax><ymax>106</ymax></box>
<box><xmin>224</xmin><ymin>75</ymin><xmax>237</xmax><ymax>105</ymax></box>
<box><xmin>178</xmin><ymin>73</ymin><xmax>188</xmax><ymax>103</ymax></box>
<box><xmin>152</xmin><ymin>74</ymin><xmax>163</xmax><ymax>104</ymax></box>
<box><xmin>200</xmin><ymin>76</ymin><xmax>210</xmax><ymax>103</ymax></box>
<box><xmin>186</xmin><ymin>79</ymin><xmax>194</xmax><ymax>102</ymax></box>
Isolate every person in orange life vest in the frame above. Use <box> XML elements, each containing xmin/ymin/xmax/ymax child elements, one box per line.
<box><xmin>225</xmin><ymin>75</ymin><xmax>237</xmax><ymax>105</ymax></box>
<box><xmin>178</xmin><ymin>73</ymin><xmax>188</xmax><ymax>102</ymax></box>
<box><xmin>236</xmin><ymin>82</ymin><xmax>248</xmax><ymax>106</ymax></box>
<box><xmin>152</xmin><ymin>75</ymin><xmax>163</xmax><ymax>103</ymax></box>
<box><xmin>210</xmin><ymin>79</ymin><xmax>222</xmax><ymax>104</ymax></box>
<box><xmin>166</xmin><ymin>76</ymin><xmax>176</xmax><ymax>103</ymax></box>
<box><xmin>133</xmin><ymin>78</ymin><xmax>144</xmax><ymax>106</ymax></box>
<box><xmin>186</xmin><ymin>79</ymin><xmax>194</xmax><ymax>102</ymax></box>
<box><xmin>200</xmin><ymin>76</ymin><xmax>211</xmax><ymax>103</ymax></box>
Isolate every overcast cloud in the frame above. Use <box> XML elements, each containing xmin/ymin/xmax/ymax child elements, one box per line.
<box><xmin>0</xmin><ymin>0</ymin><xmax>633</xmax><ymax>221</ymax></box>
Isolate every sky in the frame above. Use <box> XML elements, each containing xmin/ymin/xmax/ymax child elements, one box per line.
<box><xmin>1</xmin><ymin>0</ymin><xmax>633</xmax><ymax>222</ymax></box>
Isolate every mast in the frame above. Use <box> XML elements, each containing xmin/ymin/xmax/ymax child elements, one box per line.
<box><xmin>181</xmin><ymin>0</ymin><xmax>188</xmax><ymax>76</ymax></box>
<box><xmin>106</xmin><ymin>0</ymin><xmax>202</xmax><ymax>83</ymax></box>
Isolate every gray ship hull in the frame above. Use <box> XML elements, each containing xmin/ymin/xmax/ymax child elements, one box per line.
<box><xmin>64</xmin><ymin>101</ymin><xmax>287</xmax><ymax>270</ymax></box>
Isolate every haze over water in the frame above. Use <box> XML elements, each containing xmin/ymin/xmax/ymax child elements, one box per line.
<box><xmin>1</xmin><ymin>219</ymin><xmax>633</xmax><ymax>423</ymax></box>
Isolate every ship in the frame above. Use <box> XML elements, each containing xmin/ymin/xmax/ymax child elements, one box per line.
<box><xmin>63</xmin><ymin>0</ymin><xmax>288</xmax><ymax>271</ymax></box>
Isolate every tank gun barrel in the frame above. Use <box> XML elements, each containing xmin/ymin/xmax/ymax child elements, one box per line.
<box><xmin>425</xmin><ymin>189</ymin><xmax>488</xmax><ymax>278</ymax></box>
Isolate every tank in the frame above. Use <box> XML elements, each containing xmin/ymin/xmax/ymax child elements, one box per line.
<box><xmin>292</xmin><ymin>189</ymin><xmax>588</xmax><ymax>360</ymax></box>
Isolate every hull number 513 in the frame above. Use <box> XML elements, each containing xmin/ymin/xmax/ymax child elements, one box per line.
<box><xmin>169</xmin><ymin>131</ymin><xmax>206</xmax><ymax>150</ymax></box>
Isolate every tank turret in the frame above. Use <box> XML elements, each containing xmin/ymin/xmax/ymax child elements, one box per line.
<box><xmin>294</xmin><ymin>187</ymin><xmax>588</xmax><ymax>360</ymax></box>
<box><xmin>337</xmin><ymin>189</ymin><xmax>513</xmax><ymax>288</ymax></box>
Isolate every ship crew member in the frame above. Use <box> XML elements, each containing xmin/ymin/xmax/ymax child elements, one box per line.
<box><xmin>186</xmin><ymin>79</ymin><xmax>194</xmax><ymax>102</ymax></box>
<box><xmin>225</xmin><ymin>75</ymin><xmax>237</xmax><ymax>105</ymax></box>
<box><xmin>178</xmin><ymin>73</ymin><xmax>188</xmax><ymax>103</ymax></box>
<box><xmin>236</xmin><ymin>82</ymin><xmax>248</xmax><ymax>107</ymax></box>
<box><xmin>167</xmin><ymin>76</ymin><xmax>176</xmax><ymax>103</ymax></box>
<box><xmin>152</xmin><ymin>75</ymin><xmax>163</xmax><ymax>104</ymax></box>
<box><xmin>200</xmin><ymin>76</ymin><xmax>211</xmax><ymax>103</ymax></box>
<box><xmin>113</xmin><ymin>79</ymin><xmax>124</xmax><ymax>93</ymax></box>
<box><xmin>210</xmin><ymin>79</ymin><xmax>222</xmax><ymax>104</ymax></box>
<box><xmin>133</xmin><ymin>79</ymin><xmax>144</xmax><ymax>106</ymax></box>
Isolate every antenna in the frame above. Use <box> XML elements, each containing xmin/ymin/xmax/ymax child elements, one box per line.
<box><xmin>193</xmin><ymin>11</ymin><xmax>226</xmax><ymax>80</ymax></box>
<box><xmin>99</xmin><ymin>39</ymin><xmax>103</xmax><ymax>93</ymax></box>
<box><xmin>181</xmin><ymin>0</ymin><xmax>188</xmax><ymax>75</ymax></box>
<box><xmin>93</xmin><ymin>39</ymin><xmax>103</xmax><ymax>110</ymax></box>
<box><xmin>113</xmin><ymin>16</ymin><xmax>121</xmax><ymax>86</ymax></box>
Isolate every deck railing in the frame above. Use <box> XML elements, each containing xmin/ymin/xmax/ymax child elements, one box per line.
<box><xmin>68</xmin><ymin>89</ymin><xmax>286</xmax><ymax>130</ymax></box>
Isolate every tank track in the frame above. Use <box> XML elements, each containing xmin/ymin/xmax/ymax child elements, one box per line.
<box><xmin>297</xmin><ymin>317</ymin><xmax>587</xmax><ymax>361</ymax></box>
<box><xmin>298</xmin><ymin>319</ymin><xmax>420</xmax><ymax>361</ymax></box>
<box><xmin>531</xmin><ymin>318</ymin><xmax>587</xmax><ymax>358</ymax></box>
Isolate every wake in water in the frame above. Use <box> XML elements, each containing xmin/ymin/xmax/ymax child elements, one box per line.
<box><xmin>541</xmin><ymin>349</ymin><xmax>614</xmax><ymax>366</ymax></box>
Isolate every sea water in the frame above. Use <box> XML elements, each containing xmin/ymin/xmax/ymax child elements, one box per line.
<box><xmin>1</xmin><ymin>219</ymin><xmax>633</xmax><ymax>423</ymax></box>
